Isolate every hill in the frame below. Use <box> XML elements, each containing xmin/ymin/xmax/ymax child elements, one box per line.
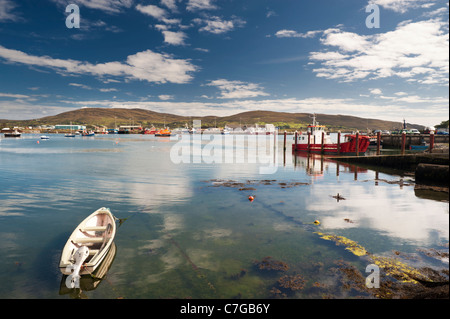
<box><xmin>0</xmin><ymin>107</ymin><xmax>424</xmax><ymax>132</ymax></box>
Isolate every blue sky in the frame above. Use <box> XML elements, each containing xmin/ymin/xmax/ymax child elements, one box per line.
<box><xmin>0</xmin><ymin>0</ymin><xmax>448</xmax><ymax>126</ymax></box>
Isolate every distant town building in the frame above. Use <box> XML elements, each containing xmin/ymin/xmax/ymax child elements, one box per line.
<box><xmin>54</xmin><ymin>124</ymin><xmax>86</xmax><ymax>130</ymax></box>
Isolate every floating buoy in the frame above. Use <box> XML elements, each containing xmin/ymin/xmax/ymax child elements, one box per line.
<box><xmin>37</xmin><ymin>140</ymin><xmax>40</xmax><ymax>144</ymax></box>
<box><xmin>313</xmin><ymin>220</ymin><xmax>320</xmax><ymax>225</ymax></box>
<box><xmin>248</xmin><ymin>195</ymin><xmax>254</xmax><ymax>202</ymax></box>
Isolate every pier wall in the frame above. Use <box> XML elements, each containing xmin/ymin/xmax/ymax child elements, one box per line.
<box><xmin>415</xmin><ymin>163</ymin><xmax>449</xmax><ymax>186</ymax></box>
<box><xmin>329</xmin><ymin>153</ymin><xmax>449</xmax><ymax>171</ymax></box>
<box><xmin>381</xmin><ymin>134</ymin><xmax>449</xmax><ymax>148</ymax></box>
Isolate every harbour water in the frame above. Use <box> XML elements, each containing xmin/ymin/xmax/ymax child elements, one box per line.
<box><xmin>0</xmin><ymin>134</ymin><xmax>448</xmax><ymax>299</ymax></box>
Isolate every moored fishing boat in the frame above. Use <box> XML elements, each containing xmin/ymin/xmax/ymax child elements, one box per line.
<box><xmin>155</xmin><ymin>128</ymin><xmax>171</xmax><ymax>137</ymax></box>
<box><xmin>292</xmin><ymin>114</ymin><xmax>370</xmax><ymax>155</ymax></box>
<box><xmin>3</xmin><ymin>129</ymin><xmax>21</xmax><ymax>137</ymax></box>
<box><xmin>81</xmin><ymin>130</ymin><xmax>95</xmax><ymax>136</ymax></box>
<box><xmin>59</xmin><ymin>207</ymin><xmax>116</xmax><ymax>277</ymax></box>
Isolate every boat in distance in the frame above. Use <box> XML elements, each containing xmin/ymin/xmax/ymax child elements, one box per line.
<box><xmin>155</xmin><ymin>128</ymin><xmax>171</xmax><ymax>137</ymax></box>
<box><xmin>3</xmin><ymin>129</ymin><xmax>21</xmax><ymax>137</ymax></box>
<box><xmin>59</xmin><ymin>207</ymin><xmax>116</xmax><ymax>276</ymax></box>
<box><xmin>292</xmin><ymin>115</ymin><xmax>370</xmax><ymax>155</ymax></box>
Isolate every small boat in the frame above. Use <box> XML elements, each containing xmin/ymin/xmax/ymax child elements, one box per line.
<box><xmin>40</xmin><ymin>135</ymin><xmax>50</xmax><ymax>139</ymax></box>
<box><xmin>410</xmin><ymin>145</ymin><xmax>429</xmax><ymax>151</ymax></box>
<box><xmin>155</xmin><ymin>128</ymin><xmax>171</xmax><ymax>137</ymax></box>
<box><xmin>292</xmin><ymin>114</ymin><xmax>370</xmax><ymax>155</ymax></box>
<box><xmin>81</xmin><ymin>130</ymin><xmax>95</xmax><ymax>137</ymax></box>
<box><xmin>3</xmin><ymin>130</ymin><xmax>21</xmax><ymax>137</ymax></box>
<box><xmin>65</xmin><ymin>122</ymin><xmax>76</xmax><ymax>137</ymax></box>
<box><xmin>142</xmin><ymin>128</ymin><xmax>157</xmax><ymax>135</ymax></box>
<box><xmin>59</xmin><ymin>207</ymin><xmax>116</xmax><ymax>278</ymax></box>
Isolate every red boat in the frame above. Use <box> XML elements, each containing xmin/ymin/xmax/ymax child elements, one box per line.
<box><xmin>292</xmin><ymin>115</ymin><xmax>370</xmax><ymax>155</ymax></box>
<box><xmin>142</xmin><ymin>128</ymin><xmax>157</xmax><ymax>134</ymax></box>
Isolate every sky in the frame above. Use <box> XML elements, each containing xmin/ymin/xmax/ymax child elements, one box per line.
<box><xmin>0</xmin><ymin>0</ymin><xmax>448</xmax><ymax>127</ymax></box>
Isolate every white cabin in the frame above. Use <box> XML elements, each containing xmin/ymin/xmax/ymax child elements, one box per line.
<box><xmin>294</xmin><ymin>115</ymin><xmax>332</xmax><ymax>145</ymax></box>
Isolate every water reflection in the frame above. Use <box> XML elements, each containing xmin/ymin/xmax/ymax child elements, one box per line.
<box><xmin>290</xmin><ymin>153</ymin><xmax>448</xmax><ymax>249</ymax></box>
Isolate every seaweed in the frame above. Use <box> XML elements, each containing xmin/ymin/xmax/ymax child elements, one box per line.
<box><xmin>253</xmin><ymin>256</ymin><xmax>289</xmax><ymax>272</ymax></box>
<box><xmin>277</xmin><ymin>274</ymin><xmax>306</xmax><ymax>291</ymax></box>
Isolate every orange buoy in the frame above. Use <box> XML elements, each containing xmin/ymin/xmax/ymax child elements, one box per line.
<box><xmin>313</xmin><ymin>220</ymin><xmax>320</xmax><ymax>225</ymax></box>
<box><xmin>248</xmin><ymin>195</ymin><xmax>254</xmax><ymax>201</ymax></box>
<box><xmin>37</xmin><ymin>140</ymin><xmax>40</xmax><ymax>144</ymax></box>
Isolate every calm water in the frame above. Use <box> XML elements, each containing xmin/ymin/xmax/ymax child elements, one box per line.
<box><xmin>0</xmin><ymin>133</ymin><xmax>448</xmax><ymax>299</ymax></box>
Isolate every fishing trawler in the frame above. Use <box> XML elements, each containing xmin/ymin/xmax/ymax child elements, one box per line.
<box><xmin>292</xmin><ymin>114</ymin><xmax>370</xmax><ymax>155</ymax></box>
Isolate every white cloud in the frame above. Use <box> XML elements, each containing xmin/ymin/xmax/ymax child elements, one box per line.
<box><xmin>309</xmin><ymin>19</ymin><xmax>449</xmax><ymax>84</ymax></box>
<box><xmin>206</xmin><ymin>79</ymin><xmax>270</xmax><ymax>99</ymax></box>
<box><xmin>186</xmin><ymin>0</ymin><xmax>217</xmax><ymax>12</ymax></box>
<box><xmin>52</xmin><ymin>0</ymin><xmax>133</xmax><ymax>14</ymax></box>
<box><xmin>370</xmin><ymin>88</ymin><xmax>382</xmax><ymax>95</ymax></box>
<box><xmin>0</xmin><ymin>0</ymin><xmax>20</xmax><ymax>22</ymax></box>
<box><xmin>161</xmin><ymin>30</ymin><xmax>187</xmax><ymax>45</ymax></box>
<box><xmin>158</xmin><ymin>94</ymin><xmax>174</xmax><ymax>100</ymax></box>
<box><xmin>275</xmin><ymin>29</ymin><xmax>322</xmax><ymax>38</ymax></box>
<box><xmin>160</xmin><ymin>0</ymin><xmax>177</xmax><ymax>11</ymax></box>
<box><xmin>69</xmin><ymin>82</ymin><xmax>92</xmax><ymax>90</ymax></box>
<box><xmin>0</xmin><ymin>92</ymin><xmax>29</xmax><ymax>99</ymax></box>
<box><xmin>99</xmin><ymin>88</ymin><xmax>118</xmax><ymax>92</ymax></box>
<box><xmin>368</xmin><ymin>0</ymin><xmax>436</xmax><ymax>13</ymax></box>
<box><xmin>136</xmin><ymin>4</ymin><xmax>167</xmax><ymax>20</ymax></box>
<box><xmin>0</xmin><ymin>45</ymin><xmax>197</xmax><ymax>84</ymax></box>
<box><xmin>195</xmin><ymin>16</ymin><xmax>245</xmax><ymax>34</ymax></box>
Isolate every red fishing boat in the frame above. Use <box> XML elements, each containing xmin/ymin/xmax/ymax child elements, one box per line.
<box><xmin>292</xmin><ymin>115</ymin><xmax>370</xmax><ymax>155</ymax></box>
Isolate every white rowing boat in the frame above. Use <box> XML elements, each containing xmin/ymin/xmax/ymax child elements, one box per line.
<box><xmin>59</xmin><ymin>207</ymin><xmax>116</xmax><ymax>277</ymax></box>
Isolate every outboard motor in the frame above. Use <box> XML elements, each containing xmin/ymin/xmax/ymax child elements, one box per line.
<box><xmin>65</xmin><ymin>246</ymin><xmax>89</xmax><ymax>289</ymax></box>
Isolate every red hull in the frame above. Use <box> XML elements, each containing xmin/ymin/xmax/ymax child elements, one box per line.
<box><xmin>292</xmin><ymin>136</ymin><xmax>370</xmax><ymax>155</ymax></box>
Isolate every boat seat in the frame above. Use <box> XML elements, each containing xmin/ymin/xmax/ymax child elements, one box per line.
<box><xmin>80</xmin><ymin>226</ymin><xmax>108</xmax><ymax>232</ymax></box>
<box><xmin>72</xmin><ymin>237</ymin><xmax>104</xmax><ymax>244</ymax></box>
<box><xmin>88</xmin><ymin>249</ymin><xmax>99</xmax><ymax>255</ymax></box>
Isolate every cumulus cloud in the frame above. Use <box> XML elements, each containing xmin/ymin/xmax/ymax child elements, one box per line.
<box><xmin>186</xmin><ymin>0</ymin><xmax>217</xmax><ymax>12</ymax></box>
<box><xmin>194</xmin><ymin>16</ymin><xmax>245</xmax><ymax>34</ymax></box>
<box><xmin>309</xmin><ymin>19</ymin><xmax>449</xmax><ymax>84</ymax></box>
<box><xmin>52</xmin><ymin>0</ymin><xmax>133</xmax><ymax>14</ymax></box>
<box><xmin>0</xmin><ymin>45</ymin><xmax>197</xmax><ymax>84</ymax></box>
<box><xmin>160</xmin><ymin>0</ymin><xmax>178</xmax><ymax>11</ymax></box>
<box><xmin>136</xmin><ymin>4</ymin><xmax>168</xmax><ymax>20</ymax></box>
<box><xmin>368</xmin><ymin>0</ymin><xmax>436</xmax><ymax>13</ymax></box>
<box><xmin>206</xmin><ymin>79</ymin><xmax>270</xmax><ymax>99</ymax></box>
<box><xmin>161</xmin><ymin>30</ymin><xmax>187</xmax><ymax>45</ymax></box>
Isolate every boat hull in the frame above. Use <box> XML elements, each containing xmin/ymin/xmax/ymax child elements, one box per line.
<box><xmin>292</xmin><ymin>139</ymin><xmax>370</xmax><ymax>155</ymax></box>
<box><xmin>59</xmin><ymin>207</ymin><xmax>116</xmax><ymax>276</ymax></box>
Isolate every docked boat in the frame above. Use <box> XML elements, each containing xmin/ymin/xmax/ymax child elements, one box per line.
<box><xmin>155</xmin><ymin>128</ymin><xmax>171</xmax><ymax>137</ymax></box>
<box><xmin>59</xmin><ymin>207</ymin><xmax>116</xmax><ymax>277</ymax></box>
<box><xmin>40</xmin><ymin>135</ymin><xmax>50</xmax><ymax>139</ymax></box>
<box><xmin>292</xmin><ymin>115</ymin><xmax>370</xmax><ymax>155</ymax></box>
<box><xmin>142</xmin><ymin>127</ymin><xmax>157</xmax><ymax>135</ymax></box>
<box><xmin>410</xmin><ymin>144</ymin><xmax>429</xmax><ymax>151</ymax></box>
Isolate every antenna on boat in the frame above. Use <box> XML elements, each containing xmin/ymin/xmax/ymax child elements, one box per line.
<box><xmin>310</xmin><ymin>113</ymin><xmax>317</xmax><ymax>126</ymax></box>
